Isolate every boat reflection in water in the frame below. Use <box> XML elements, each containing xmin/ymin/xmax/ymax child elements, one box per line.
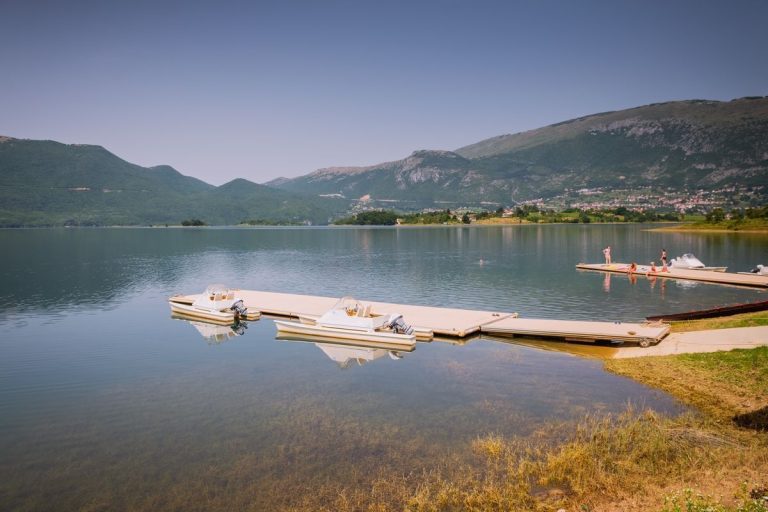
<box><xmin>277</xmin><ymin>333</ymin><xmax>414</xmax><ymax>369</ymax></box>
<box><xmin>171</xmin><ymin>313</ymin><xmax>249</xmax><ymax>344</ymax></box>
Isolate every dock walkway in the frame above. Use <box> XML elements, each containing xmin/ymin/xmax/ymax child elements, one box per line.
<box><xmin>170</xmin><ymin>290</ymin><xmax>670</xmax><ymax>345</ymax></box>
<box><xmin>176</xmin><ymin>290</ymin><xmax>513</xmax><ymax>337</ymax></box>
<box><xmin>576</xmin><ymin>263</ymin><xmax>768</xmax><ymax>288</ymax></box>
<box><xmin>481</xmin><ymin>316</ymin><xmax>670</xmax><ymax>346</ymax></box>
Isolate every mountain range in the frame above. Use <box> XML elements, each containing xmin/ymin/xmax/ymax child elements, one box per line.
<box><xmin>271</xmin><ymin>97</ymin><xmax>768</xmax><ymax>207</ymax></box>
<box><xmin>1</xmin><ymin>97</ymin><xmax>766</xmax><ymax>226</ymax></box>
<box><xmin>0</xmin><ymin>137</ymin><xmax>344</xmax><ymax>226</ymax></box>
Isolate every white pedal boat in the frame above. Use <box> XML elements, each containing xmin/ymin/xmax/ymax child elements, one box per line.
<box><xmin>274</xmin><ymin>297</ymin><xmax>416</xmax><ymax>345</ymax></box>
<box><xmin>669</xmin><ymin>253</ymin><xmax>727</xmax><ymax>272</ymax></box>
<box><xmin>738</xmin><ymin>264</ymin><xmax>768</xmax><ymax>276</ymax></box>
<box><xmin>296</xmin><ymin>313</ymin><xmax>433</xmax><ymax>340</ymax></box>
<box><xmin>169</xmin><ymin>284</ymin><xmax>259</xmax><ymax>324</ymax></box>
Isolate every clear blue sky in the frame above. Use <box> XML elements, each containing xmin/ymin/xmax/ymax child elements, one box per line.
<box><xmin>2</xmin><ymin>0</ymin><xmax>766</xmax><ymax>185</ymax></box>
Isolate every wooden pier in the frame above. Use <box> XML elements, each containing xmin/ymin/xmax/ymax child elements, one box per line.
<box><xmin>576</xmin><ymin>263</ymin><xmax>768</xmax><ymax>289</ymax></box>
<box><xmin>170</xmin><ymin>290</ymin><xmax>671</xmax><ymax>346</ymax></box>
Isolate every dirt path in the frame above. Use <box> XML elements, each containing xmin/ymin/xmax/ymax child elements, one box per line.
<box><xmin>614</xmin><ymin>326</ymin><xmax>768</xmax><ymax>358</ymax></box>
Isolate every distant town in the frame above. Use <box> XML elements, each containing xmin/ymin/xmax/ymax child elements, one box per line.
<box><xmin>342</xmin><ymin>184</ymin><xmax>766</xmax><ymax>224</ymax></box>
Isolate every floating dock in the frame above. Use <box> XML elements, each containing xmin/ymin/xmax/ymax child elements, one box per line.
<box><xmin>170</xmin><ymin>290</ymin><xmax>671</xmax><ymax>346</ymax></box>
<box><xmin>576</xmin><ymin>263</ymin><xmax>768</xmax><ymax>289</ymax></box>
<box><xmin>481</xmin><ymin>316</ymin><xmax>669</xmax><ymax>346</ymax></box>
<box><xmin>172</xmin><ymin>290</ymin><xmax>512</xmax><ymax>337</ymax></box>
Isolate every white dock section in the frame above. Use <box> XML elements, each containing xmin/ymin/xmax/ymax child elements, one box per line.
<box><xmin>237</xmin><ymin>290</ymin><xmax>512</xmax><ymax>337</ymax></box>
<box><xmin>170</xmin><ymin>290</ymin><xmax>671</xmax><ymax>344</ymax></box>
<box><xmin>577</xmin><ymin>263</ymin><xmax>768</xmax><ymax>288</ymax></box>
<box><xmin>481</xmin><ymin>316</ymin><xmax>670</xmax><ymax>345</ymax></box>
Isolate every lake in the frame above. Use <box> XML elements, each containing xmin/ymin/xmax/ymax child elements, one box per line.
<box><xmin>1</xmin><ymin>225</ymin><xmax>765</xmax><ymax>510</ymax></box>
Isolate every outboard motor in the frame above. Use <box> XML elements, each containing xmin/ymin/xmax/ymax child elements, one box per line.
<box><xmin>385</xmin><ymin>314</ymin><xmax>414</xmax><ymax>335</ymax></box>
<box><xmin>230</xmin><ymin>299</ymin><xmax>248</xmax><ymax>319</ymax></box>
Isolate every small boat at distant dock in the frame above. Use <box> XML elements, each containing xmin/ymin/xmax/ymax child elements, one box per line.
<box><xmin>669</xmin><ymin>253</ymin><xmax>727</xmax><ymax>272</ymax></box>
<box><xmin>576</xmin><ymin>262</ymin><xmax>768</xmax><ymax>288</ymax></box>
<box><xmin>738</xmin><ymin>264</ymin><xmax>768</xmax><ymax>276</ymax></box>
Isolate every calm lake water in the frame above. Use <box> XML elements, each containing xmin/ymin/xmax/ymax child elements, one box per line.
<box><xmin>1</xmin><ymin>225</ymin><xmax>765</xmax><ymax>510</ymax></box>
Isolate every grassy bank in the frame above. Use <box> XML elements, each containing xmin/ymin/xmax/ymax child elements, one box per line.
<box><xmin>669</xmin><ymin>311</ymin><xmax>768</xmax><ymax>333</ymax></box>
<box><xmin>653</xmin><ymin>218</ymin><xmax>768</xmax><ymax>233</ymax></box>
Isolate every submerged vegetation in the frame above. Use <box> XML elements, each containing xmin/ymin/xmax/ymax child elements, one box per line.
<box><xmin>3</xmin><ymin>340</ymin><xmax>766</xmax><ymax>511</ymax></box>
<box><xmin>284</xmin><ymin>407</ymin><xmax>767</xmax><ymax>512</ymax></box>
<box><xmin>291</xmin><ymin>347</ymin><xmax>768</xmax><ymax>512</ymax></box>
<box><xmin>305</xmin><ymin>346</ymin><xmax>768</xmax><ymax>512</ymax></box>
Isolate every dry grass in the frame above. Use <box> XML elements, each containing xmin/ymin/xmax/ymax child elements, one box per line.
<box><xmin>669</xmin><ymin>311</ymin><xmax>768</xmax><ymax>333</ymax></box>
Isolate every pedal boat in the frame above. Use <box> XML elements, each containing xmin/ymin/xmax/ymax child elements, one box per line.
<box><xmin>738</xmin><ymin>264</ymin><xmax>768</xmax><ymax>276</ymax></box>
<box><xmin>296</xmin><ymin>313</ymin><xmax>433</xmax><ymax>340</ymax></box>
<box><xmin>168</xmin><ymin>284</ymin><xmax>258</xmax><ymax>324</ymax></box>
<box><xmin>669</xmin><ymin>253</ymin><xmax>727</xmax><ymax>272</ymax></box>
<box><xmin>274</xmin><ymin>297</ymin><xmax>416</xmax><ymax>346</ymax></box>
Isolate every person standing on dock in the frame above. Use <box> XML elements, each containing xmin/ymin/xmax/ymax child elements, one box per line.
<box><xmin>660</xmin><ymin>248</ymin><xmax>668</xmax><ymax>266</ymax></box>
<box><xmin>603</xmin><ymin>246</ymin><xmax>612</xmax><ymax>265</ymax></box>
